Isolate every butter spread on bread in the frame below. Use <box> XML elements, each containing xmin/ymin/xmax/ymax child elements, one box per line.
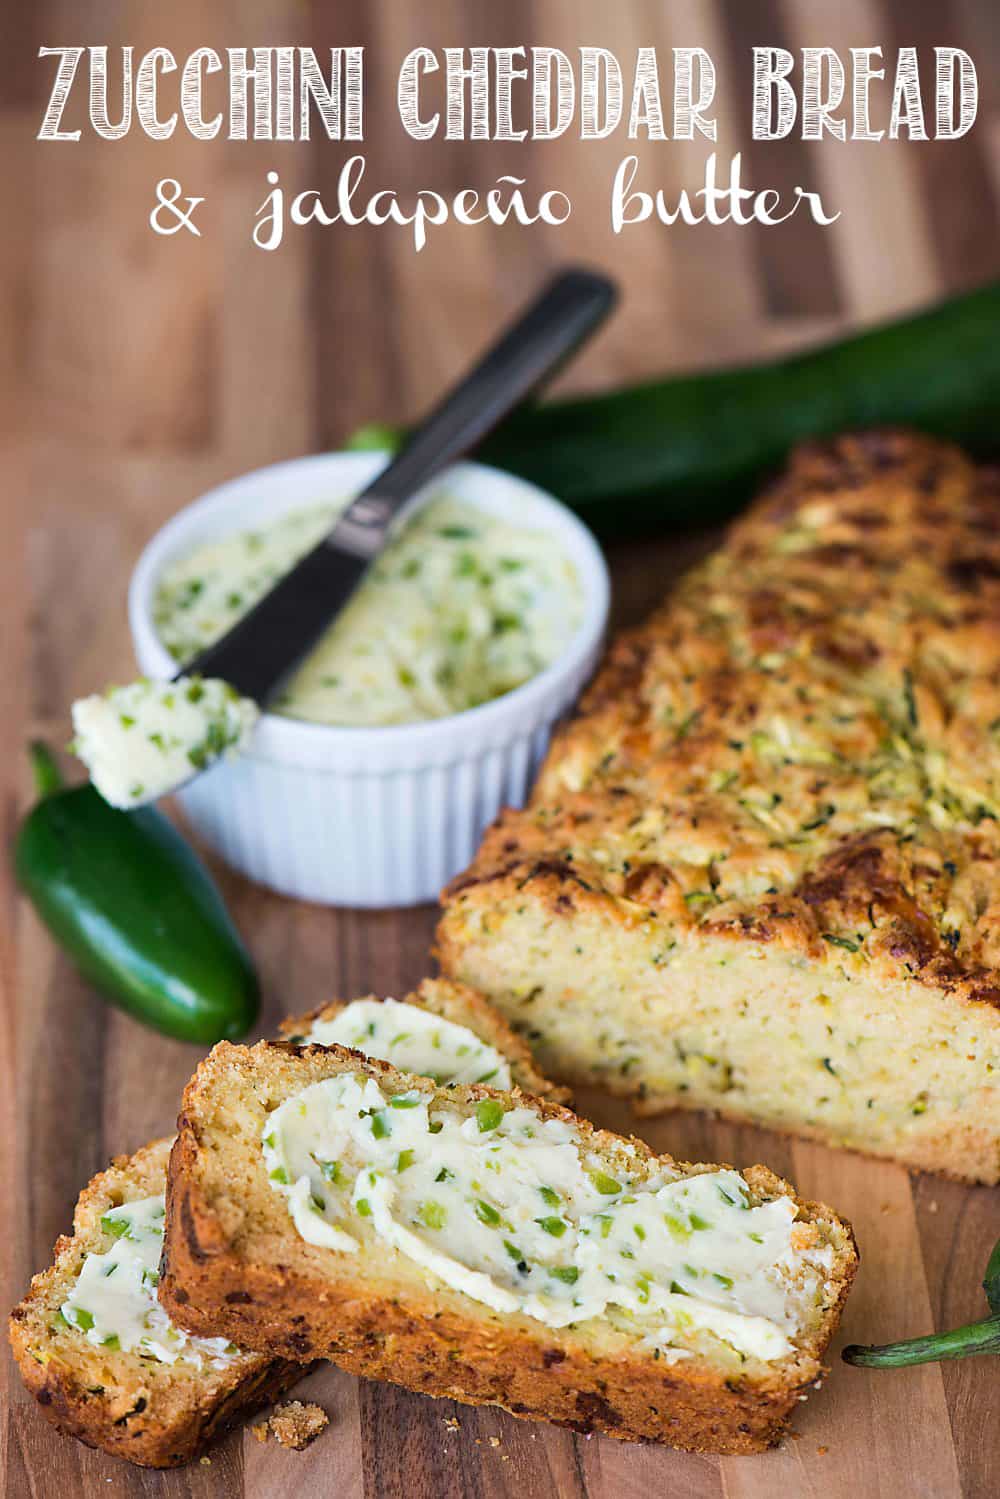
<box><xmin>56</xmin><ymin>999</ymin><xmax>512</xmax><ymax>1372</ymax></box>
<box><xmin>61</xmin><ymin>1196</ymin><xmax>239</xmax><ymax>1368</ymax></box>
<box><xmin>262</xmin><ymin>1070</ymin><xmax>833</xmax><ymax>1363</ymax></box>
<box><xmin>303</xmin><ymin>997</ymin><xmax>513</xmax><ymax>1088</ymax></box>
<box><xmin>7</xmin><ymin>1139</ymin><xmax>299</xmax><ymax>1469</ymax></box>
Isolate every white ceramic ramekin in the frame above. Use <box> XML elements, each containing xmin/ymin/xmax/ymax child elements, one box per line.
<box><xmin>128</xmin><ymin>452</ymin><xmax>609</xmax><ymax>908</ymax></box>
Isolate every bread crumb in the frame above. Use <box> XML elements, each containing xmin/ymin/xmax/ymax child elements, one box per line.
<box><xmin>817</xmin><ymin>1445</ymin><xmax>828</xmax><ymax>1455</ymax></box>
<box><xmin>444</xmin><ymin>1417</ymin><xmax>460</xmax><ymax>1431</ymax></box>
<box><xmin>928</xmin><ymin>1200</ymin><xmax>939</xmax><ymax>1213</ymax></box>
<box><xmin>488</xmin><ymin>1436</ymin><xmax>501</xmax><ymax>1448</ymax></box>
<box><xmin>252</xmin><ymin>1400</ymin><xmax>329</xmax><ymax>1452</ymax></box>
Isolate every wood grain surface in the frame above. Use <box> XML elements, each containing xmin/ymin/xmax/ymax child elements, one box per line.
<box><xmin>3</xmin><ymin>3</ymin><xmax>999</xmax><ymax>1496</ymax></box>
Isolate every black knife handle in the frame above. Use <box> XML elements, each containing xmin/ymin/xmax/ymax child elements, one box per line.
<box><xmin>347</xmin><ymin>267</ymin><xmax>618</xmax><ymax>526</ymax></box>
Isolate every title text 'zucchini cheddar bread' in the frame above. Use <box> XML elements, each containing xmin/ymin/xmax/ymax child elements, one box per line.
<box><xmin>439</xmin><ymin>432</ymin><xmax>1000</xmax><ymax>1183</ymax></box>
<box><xmin>159</xmin><ymin>1040</ymin><xmax>857</xmax><ymax>1455</ymax></box>
<box><xmin>9</xmin><ymin>979</ymin><xmax>561</xmax><ymax>1468</ymax></box>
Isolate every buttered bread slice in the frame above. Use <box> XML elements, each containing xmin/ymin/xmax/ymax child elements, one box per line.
<box><xmin>10</xmin><ymin>978</ymin><xmax>559</xmax><ymax>1467</ymax></box>
<box><xmin>8</xmin><ymin>1139</ymin><xmax>301</xmax><ymax>1468</ymax></box>
<box><xmin>160</xmin><ymin>1041</ymin><xmax>857</xmax><ymax>1454</ymax></box>
<box><xmin>439</xmin><ymin>432</ymin><xmax>1000</xmax><ymax>1182</ymax></box>
<box><xmin>277</xmin><ymin>976</ymin><xmax>567</xmax><ymax>1101</ymax></box>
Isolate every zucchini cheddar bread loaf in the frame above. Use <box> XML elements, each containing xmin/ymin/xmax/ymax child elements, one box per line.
<box><xmin>439</xmin><ymin>431</ymin><xmax>1000</xmax><ymax>1183</ymax></box>
<box><xmin>159</xmin><ymin>1040</ymin><xmax>857</xmax><ymax>1454</ymax></box>
<box><xmin>9</xmin><ymin>979</ymin><xmax>559</xmax><ymax>1467</ymax></box>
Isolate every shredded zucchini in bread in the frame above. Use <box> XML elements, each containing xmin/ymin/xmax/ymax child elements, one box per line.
<box><xmin>439</xmin><ymin>431</ymin><xmax>1000</xmax><ymax>1182</ymax></box>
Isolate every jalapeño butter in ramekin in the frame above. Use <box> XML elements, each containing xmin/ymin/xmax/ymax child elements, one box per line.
<box><xmin>128</xmin><ymin>452</ymin><xmax>609</xmax><ymax>907</ymax></box>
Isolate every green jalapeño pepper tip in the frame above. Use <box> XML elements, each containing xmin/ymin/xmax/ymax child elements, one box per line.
<box><xmin>15</xmin><ymin>743</ymin><xmax>259</xmax><ymax>1045</ymax></box>
<box><xmin>343</xmin><ymin>421</ymin><xmax>403</xmax><ymax>455</ymax></box>
<box><xmin>842</xmin><ymin>1316</ymin><xmax>1000</xmax><ymax>1368</ymax></box>
<box><xmin>983</xmin><ymin>1234</ymin><xmax>1000</xmax><ymax>1316</ymax></box>
<box><xmin>28</xmin><ymin>740</ymin><xmax>66</xmax><ymax>798</ymax></box>
<box><xmin>843</xmin><ymin>1232</ymin><xmax>1000</xmax><ymax>1368</ymax></box>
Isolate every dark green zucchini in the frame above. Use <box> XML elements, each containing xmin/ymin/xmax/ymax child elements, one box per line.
<box><xmin>351</xmin><ymin>281</ymin><xmax>1000</xmax><ymax>538</ymax></box>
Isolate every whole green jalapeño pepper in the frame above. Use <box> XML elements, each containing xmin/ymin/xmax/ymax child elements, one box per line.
<box><xmin>15</xmin><ymin>743</ymin><xmax>259</xmax><ymax>1044</ymax></box>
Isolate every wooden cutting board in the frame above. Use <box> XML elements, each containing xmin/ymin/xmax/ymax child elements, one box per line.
<box><xmin>2</xmin><ymin>2</ymin><xmax>998</xmax><ymax>1495</ymax></box>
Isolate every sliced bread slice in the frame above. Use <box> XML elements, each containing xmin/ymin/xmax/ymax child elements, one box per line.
<box><xmin>279</xmin><ymin>976</ymin><xmax>569</xmax><ymax>1101</ymax></box>
<box><xmin>10</xmin><ymin>977</ymin><xmax>560</xmax><ymax>1467</ymax></box>
<box><xmin>7</xmin><ymin>1139</ymin><xmax>302</xmax><ymax>1468</ymax></box>
<box><xmin>160</xmin><ymin>1041</ymin><xmax>858</xmax><ymax>1454</ymax></box>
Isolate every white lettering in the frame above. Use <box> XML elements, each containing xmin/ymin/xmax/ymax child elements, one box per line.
<box><xmin>801</xmin><ymin>47</ymin><xmax>846</xmax><ymax>141</ymax></box>
<box><xmin>532</xmin><ymin>48</ymin><xmax>574</xmax><ymax>140</ymax></box>
<box><xmin>398</xmin><ymin>47</ymin><xmax>439</xmax><ymax>140</ymax></box>
<box><xmin>444</xmin><ymin>47</ymin><xmax>490</xmax><ymax>140</ymax></box>
<box><xmin>851</xmin><ymin>47</ymin><xmax>884</xmax><ymax>140</ymax></box>
<box><xmin>37</xmin><ymin>46</ymin><xmax>84</xmax><ymax>141</ymax></box>
<box><xmin>889</xmin><ymin>47</ymin><xmax>927</xmax><ymax>139</ymax></box>
<box><xmin>628</xmin><ymin>47</ymin><xmax>666</xmax><ymax>140</ymax></box>
<box><xmin>136</xmin><ymin>48</ymin><xmax>177</xmax><ymax>140</ymax></box>
<box><xmin>752</xmin><ymin>47</ymin><xmax>796</xmax><ymax>139</ymax></box>
<box><xmin>612</xmin><ymin>152</ymin><xmax>840</xmax><ymax>232</ymax></box>
<box><xmin>935</xmin><ymin>47</ymin><xmax>977</xmax><ymax>139</ymax></box>
<box><xmin>89</xmin><ymin>45</ymin><xmax>132</xmax><ymax>140</ymax></box>
<box><xmin>580</xmin><ymin>48</ymin><xmax>622</xmax><ymax>139</ymax></box>
<box><xmin>673</xmin><ymin>47</ymin><xmax>717</xmax><ymax>141</ymax></box>
<box><xmin>494</xmin><ymin>48</ymin><xmax>528</xmax><ymax>141</ymax></box>
<box><xmin>181</xmin><ymin>49</ymin><xmax>222</xmax><ymax>140</ymax></box>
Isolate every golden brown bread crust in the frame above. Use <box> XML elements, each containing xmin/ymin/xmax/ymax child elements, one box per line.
<box><xmin>279</xmin><ymin>976</ymin><xmax>570</xmax><ymax>1104</ymax></box>
<box><xmin>446</xmin><ymin>430</ymin><xmax>1000</xmax><ymax>1006</ymax></box>
<box><xmin>8</xmin><ymin>1327</ymin><xmax>302</xmax><ymax>1469</ymax></box>
<box><xmin>7</xmin><ymin>1139</ymin><xmax>303</xmax><ymax>1469</ymax></box>
<box><xmin>438</xmin><ymin>431</ymin><xmax>1000</xmax><ymax>1180</ymax></box>
<box><xmin>159</xmin><ymin>1042</ymin><xmax>857</xmax><ymax>1455</ymax></box>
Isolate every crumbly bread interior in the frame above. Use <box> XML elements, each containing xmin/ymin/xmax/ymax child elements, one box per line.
<box><xmin>160</xmin><ymin>1041</ymin><xmax>857</xmax><ymax>1450</ymax></box>
<box><xmin>252</xmin><ymin>1398</ymin><xmax>328</xmax><ymax>1450</ymax></box>
<box><xmin>440</xmin><ymin>899</ymin><xmax>1000</xmax><ymax>1182</ymax></box>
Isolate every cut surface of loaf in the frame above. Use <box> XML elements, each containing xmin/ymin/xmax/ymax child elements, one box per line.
<box><xmin>7</xmin><ymin>1139</ymin><xmax>301</xmax><ymax>1468</ymax></box>
<box><xmin>438</xmin><ymin>431</ymin><xmax>1000</xmax><ymax>1183</ymax></box>
<box><xmin>9</xmin><ymin>978</ymin><xmax>561</xmax><ymax>1467</ymax></box>
<box><xmin>160</xmin><ymin>1040</ymin><xmax>857</xmax><ymax>1454</ymax></box>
